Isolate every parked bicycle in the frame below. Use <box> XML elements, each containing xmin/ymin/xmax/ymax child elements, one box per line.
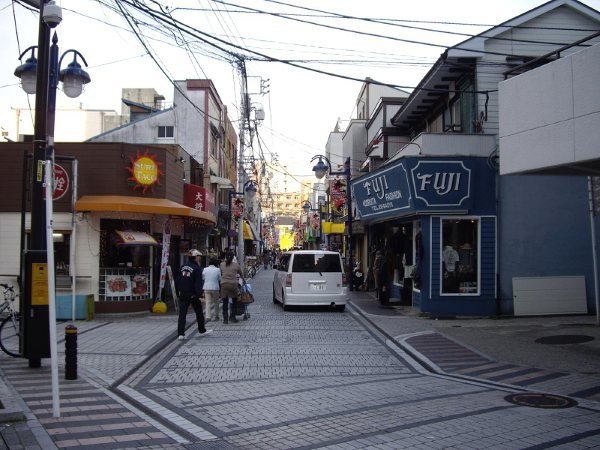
<box><xmin>0</xmin><ymin>283</ymin><xmax>21</xmax><ymax>357</ymax></box>
<box><xmin>246</xmin><ymin>261</ymin><xmax>257</xmax><ymax>278</ymax></box>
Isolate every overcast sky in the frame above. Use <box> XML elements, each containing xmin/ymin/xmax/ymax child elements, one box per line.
<box><xmin>1</xmin><ymin>0</ymin><xmax>599</xmax><ymax>189</ymax></box>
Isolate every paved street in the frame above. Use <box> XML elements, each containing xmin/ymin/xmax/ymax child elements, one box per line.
<box><xmin>2</xmin><ymin>268</ymin><xmax>600</xmax><ymax>449</ymax></box>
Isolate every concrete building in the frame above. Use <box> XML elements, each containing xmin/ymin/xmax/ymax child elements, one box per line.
<box><xmin>349</xmin><ymin>0</ymin><xmax>600</xmax><ymax>316</ymax></box>
<box><xmin>89</xmin><ymin>80</ymin><xmax>238</xmax><ymax>252</ymax></box>
<box><xmin>499</xmin><ymin>41</ymin><xmax>600</xmax><ymax>316</ymax></box>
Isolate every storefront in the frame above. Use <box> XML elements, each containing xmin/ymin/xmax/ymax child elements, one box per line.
<box><xmin>352</xmin><ymin>156</ymin><xmax>497</xmax><ymax>316</ymax></box>
<box><xmin>0</xmin><ymin>142</ymin><xmax>217</xmax><ymax>315</ymax></box>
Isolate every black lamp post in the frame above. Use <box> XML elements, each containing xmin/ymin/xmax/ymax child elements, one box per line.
<box><xmin>311</xmin><ymin>155</ymin><xmax>353</xmax><ymax>291</ymax></box>
<box><xmin>14</xmin><ymin>0</ymin><xmax>90</xmax><ymax>367</ymax></box>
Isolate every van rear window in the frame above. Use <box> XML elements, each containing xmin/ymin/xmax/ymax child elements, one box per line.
<box><xmin>292</xmin><ymin>254</ymin><xmax>342</xmax><ymax>273</ymax></box>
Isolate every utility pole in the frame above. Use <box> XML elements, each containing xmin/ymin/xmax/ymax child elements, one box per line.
<box><xmin>236</xmin><ymin>59</ymin><xmax>248</xmax><ymax>272</ymax></box>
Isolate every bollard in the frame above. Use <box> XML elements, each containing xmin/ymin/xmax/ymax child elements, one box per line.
<box><xmin>64</xmin><ymin>325</ymin><xmax>78</xmax><ymax>380</ymax></box>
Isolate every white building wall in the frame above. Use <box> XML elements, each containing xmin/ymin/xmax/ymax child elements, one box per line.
<box><xmin>325</xmin><ymin>131</ymin><xmax>344</xmax><ymax>171</ymax></box>
<box><xmin>343</xmin><ymin>120</ymin><xmax>367</xmax><ymax>170</ymax></box>
<box><xmin>91</xmin><ymin>109</ymin><xmax>175</xmax><ymax>144</ymax></box>
<box><xmin>0</xmin><ymin>213</ymin><xmax>22</xmax><ymax>288</ymax></box>
<box><xmin>478</xmin><ymin>5</ymin><xmax>600</xmax><ymax>139</ymax></box>
<box><xmin>7</xmin><ymin>107</ymin><xmax>119</xmax><ymax>142</ymax></box>
<box><xmin>499</xmin><ymin>43</ymin><xmax>600</xmax><ymax>174</ymax></box>
<box><xmin>174</xmin><ymin>81</ymin><xmax>207</xmax><ymax>167</ymax></box>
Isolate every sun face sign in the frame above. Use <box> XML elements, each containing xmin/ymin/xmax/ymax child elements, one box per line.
<box><xmin>127</xmin><ymin>150</ymin><xmax>164</xmax><ymax>194</ymax></box>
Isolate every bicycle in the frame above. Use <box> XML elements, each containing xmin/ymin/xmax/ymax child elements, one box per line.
<box><xmin>246</xmin><ymin>261</ymin><xmax>257</xmax><ymax>278</ymax></box>
<box><xmin>0</xmin><ymin>283</ymin><xmax>21</xmax><ymax>357</ymax></box>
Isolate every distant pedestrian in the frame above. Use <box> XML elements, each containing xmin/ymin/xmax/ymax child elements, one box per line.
<box><xmin>263</xmin><ymin>251</ymin><xmax>271</xmax><ymax>269</ymax></box>
<box><xmin>220</xmin><ymin>251</ymin><xmax>245</xmax><ymax>324</ymax></box>
<box><xmin>175</xmin><ymin>249</ymin><xmax>213</xmax><ymax>340</ymax></box>
<box><xmin>202</xmin><ymin>258</ymin><xmax>221</xmax><ymax>322</ymax></box>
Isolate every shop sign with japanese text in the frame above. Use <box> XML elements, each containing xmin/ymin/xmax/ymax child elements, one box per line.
<box><xmin>184</xmin><ymin>184</ymin><xmax>214</xmax><ymax>212</ymax></box>
<box><xmin>52</xmin><ymin>163</ymin><xmax>69</xmax><ymax>200</ymax></box>
<box><xmin>352</xmin><ymin>161</ymin><xmax>411</xmax><ymax>221</ymax></box>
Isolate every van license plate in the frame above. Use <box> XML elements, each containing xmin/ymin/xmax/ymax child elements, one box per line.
<box><xmin>310</xmin><ymin>283</ymin><xmax>325</xmax><ymax>291</ymax></box>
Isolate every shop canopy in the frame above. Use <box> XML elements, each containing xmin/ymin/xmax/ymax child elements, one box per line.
<box><xmin>243</xmin><ymin>220</ymin><xmax>260</xmax><ymax>241</ymax></box>
<box><xmin>114</xmin><ymin>230</ymin><xmax>159</xmax><ymax>246</ymax></box>
<box><xmin>322</xmin><ymin>222</ymin><xmax>345</xmax><ymax>235</ymax></box>
<box><xmin>75</xmin><ymin>195</ymin><xmax>216</xmax><ymax>224</ymax></box>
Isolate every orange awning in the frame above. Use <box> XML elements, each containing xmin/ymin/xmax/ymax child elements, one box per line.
<box><xmin>75</xmin><ymin>195</ymin><xmax>216</xmax><ymax>223</ymax></box>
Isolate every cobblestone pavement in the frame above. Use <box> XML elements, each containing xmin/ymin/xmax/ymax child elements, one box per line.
<box><xmin>2</xmin><ymin>269</ymin><xmax>600</xmax><ymax>449</ymax></box>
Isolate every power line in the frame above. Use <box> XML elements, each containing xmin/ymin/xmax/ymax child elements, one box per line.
<box><xmin>255</xmin><ymin>0</ymin><xmax>598</xmax><ymax>47</ymax></box>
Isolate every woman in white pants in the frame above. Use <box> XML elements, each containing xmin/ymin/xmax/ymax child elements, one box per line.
<box><xmin>202</xmin><ymin>258</ymin><xmax>221</xmax><ymax>322</ymax></box>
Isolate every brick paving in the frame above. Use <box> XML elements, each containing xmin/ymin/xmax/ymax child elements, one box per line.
<box><xmin>1</xmin><ymin>269</ymin><xmax>600</xmax><ymax>449</ymax></box>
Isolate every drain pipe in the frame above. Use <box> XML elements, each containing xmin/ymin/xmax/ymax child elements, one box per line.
<box><xmin>587</xmin><ymin>177</ymin><xmax>600</xmax><ymax>326</ymax></box>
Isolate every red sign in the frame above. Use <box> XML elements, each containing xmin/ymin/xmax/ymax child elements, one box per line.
<box><xmin>330</xmin><ymin>177</ymin><xmax>347</xmax><ymax>215</ymax></box>
<box><xmin>184</xmin><ymin>184</ymin><xmax>215</xmax><ymax>212</ymax></box>
<box><xmin>53</xmin><ymin>164</ymin><xmax>69</xmax><ymax>200</ymax></box>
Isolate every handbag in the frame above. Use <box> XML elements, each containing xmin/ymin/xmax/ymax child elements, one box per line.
<box><xmin>240</xmin><ymin>290</ymin><xmax>254</xmax><ymax>304</ymax></box>
<box><xmin>239</xmin><ymin>283</ymin><xmax>254</xmax><ymax>304</ymax></box>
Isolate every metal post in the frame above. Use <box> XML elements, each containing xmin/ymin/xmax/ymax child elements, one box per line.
<box><xmin>64</xmin><ymin>325</ymin><xmax>77</xmax><ymax>380</ymax></box>
<box><xmin>346</xmin><ymin>157</ymin><xmax>353</xmax><ymax>292</ymax></box>
<box><xmin>23</xmin><ymin>0</ymin><xmax>52</xmax><ymax>367</ymax></box>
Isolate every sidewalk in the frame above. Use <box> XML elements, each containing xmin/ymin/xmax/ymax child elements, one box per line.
<box><xmin>2</xmin><ymin>292</ymin><xmax>600</xmax><ymax>448</ymax></box>
<box><xmin>349</xmin><ymin>291</ymin><xmax>600</xmax><ymax>404</ymax></box>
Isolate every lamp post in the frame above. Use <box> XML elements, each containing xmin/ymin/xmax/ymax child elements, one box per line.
<box><xmin>14</xmin><ymin>0</ymin><xmax>91</xmax><ymax>368</ymax></box>
<box><xmin>227</xmin><ymin>180</ymin><xmax>257</xmax><ymax>273</ymax></box>
<box><xmin>311</xmin><ymin>155</ymin><xmax>353</xmax><ymax>291</ymax></box>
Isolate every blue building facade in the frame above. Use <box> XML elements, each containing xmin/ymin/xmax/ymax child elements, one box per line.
<box><xmin>352</xmin><ymin>156</ymin><xmax>498</xmax><ymax>316</ymax></box>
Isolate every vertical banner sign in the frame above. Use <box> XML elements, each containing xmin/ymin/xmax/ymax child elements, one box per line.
<box><xmin>330</xmin><ymin>177</ymin><xmax>347</xmax><ymax>216</ymax></box>
<box><xmin>156</xmin><ymin>221</ymin><xmax>171</xmax><ymax>302</ymax></box>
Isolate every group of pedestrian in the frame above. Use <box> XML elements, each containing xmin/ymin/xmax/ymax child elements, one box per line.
<box><xmin>174</xmin><ymin>249</ymin><xmax>246</xmax><ymax>341</ymax></box>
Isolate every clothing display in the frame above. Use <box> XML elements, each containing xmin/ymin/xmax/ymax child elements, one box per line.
<box><xmin>442</xmin><ymin>246</ymin><xmax>460</xmax><ymax>273</ymax></box>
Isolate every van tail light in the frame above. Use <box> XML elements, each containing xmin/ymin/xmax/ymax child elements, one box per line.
<box><xmin>286</xmin><ymin>274</ymin><xmax>292</xmax><ymax>287</ymax></box>
<box><xmin>342</xmin><ymin>273</ymin><xmax>348</xmax><ymax>287</ymax></box>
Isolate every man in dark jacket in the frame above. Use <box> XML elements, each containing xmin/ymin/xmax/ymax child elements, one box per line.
<box><xmin>175</xmin><ymin>249</ymin><xmax>212</xmax><ymax>340</ymax></box>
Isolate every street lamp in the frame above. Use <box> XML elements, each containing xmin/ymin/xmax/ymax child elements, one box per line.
<box><xmin>227</xmin><ymin>180</ymin><xmax>258</xmax><ymax>273</ymax></box>
<box><xmin>311</xmin><ymin>155</ymin><xmax>354</xmax><ymax>291</ymax></box>
<box><xmin>14</xmin><ymin>0</ymin><xmax>91</xmax><ymax>368</ymax></box>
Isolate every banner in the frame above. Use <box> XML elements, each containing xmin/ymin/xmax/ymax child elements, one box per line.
<box><xmin>156</xmin><ymin>220</ymin><xmax>171</xmax><ymax>302</ymax></box>
<box><xmin>330</xmin><ymin>177</ymin><xmax>347</xmax><ymax>216</ymax></box>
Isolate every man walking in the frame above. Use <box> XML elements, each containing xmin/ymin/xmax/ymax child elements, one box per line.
<box><xmin>175</xmin><ymin>249</ymin><xmax>213</xmax><ymax>340</ymax></box>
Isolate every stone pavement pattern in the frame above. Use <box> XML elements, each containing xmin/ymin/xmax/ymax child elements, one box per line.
<box><xmin>1</xmin><ymin>269</ymin><xmax>600</xmax><ymax>449</ymax></box>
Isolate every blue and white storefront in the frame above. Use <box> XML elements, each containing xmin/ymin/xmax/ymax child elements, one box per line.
<box><xmin>352</xmin><ymin>156</ymin><xmax>497</xmax><ymax>316</ymax></box>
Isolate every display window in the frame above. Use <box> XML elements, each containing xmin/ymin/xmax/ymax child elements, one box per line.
<box><xmin>441</xmin><ymin>218</ymin><xmax>479</xmax><ymax>295</ymax></box>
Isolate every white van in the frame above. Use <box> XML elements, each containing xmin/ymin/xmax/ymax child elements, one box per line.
<box><xmin>272</xmin><ymin>250</ymin><xmax>348</xmax><ymax>311</ymax></box>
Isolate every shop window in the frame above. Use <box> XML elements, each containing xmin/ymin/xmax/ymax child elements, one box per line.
<box><xmin>54</xmin><ymin>232</ymin><xmax>71</xmax><ymax>288</ymax></box>
<box><xmin>441</xmin><ymin>218</ymin><xmax>479</xmax><ymax>295</ymax></box>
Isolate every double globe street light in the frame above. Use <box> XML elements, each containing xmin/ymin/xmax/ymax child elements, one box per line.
<box><xmin>14</xmin><ymin>0</ymin><xmax>91</xmax><ymax>369</ymax></box>
<box><xmin>311</xmin><ymin>155</ymin><xmax>354</xmax><ymax>291</ymax></box>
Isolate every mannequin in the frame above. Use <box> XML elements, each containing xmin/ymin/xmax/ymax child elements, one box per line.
<box><xmin>442</xmin><ymin>244</ymin><xmax>460</xmax><ymax>293</ymax></box>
